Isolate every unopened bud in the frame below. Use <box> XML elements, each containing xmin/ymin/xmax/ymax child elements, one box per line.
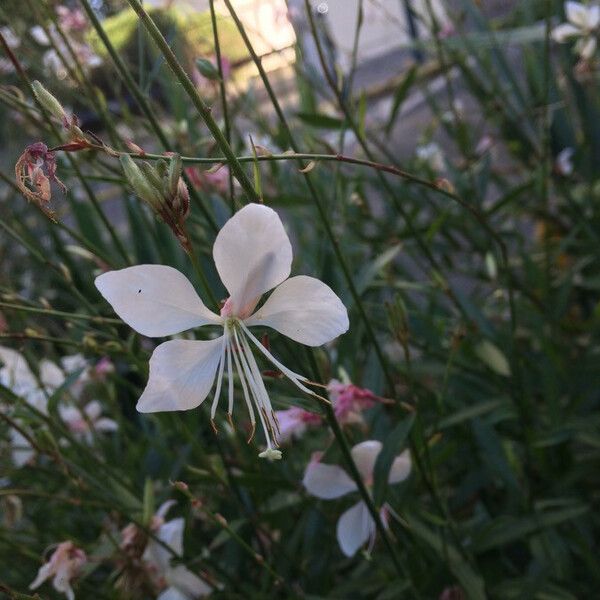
<box><xmin>32</xmin><ymin>80</ymin><xmax>66</xmax><ymax>121</ymax></box>
<box><xmin>120</xmin><ymin>155</ymin><xmax>162</xmax><ymax>209</ymax></box>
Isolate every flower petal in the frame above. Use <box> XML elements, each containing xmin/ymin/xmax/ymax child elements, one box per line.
<box><xmin>39</xmin><ymin>359</ymin><xmax>65</xmax><ymax>391</ymax></box>
<box><xmin>213</xmin><ymin>203</ymin><xmax>292</xmax><ymax>316</ymax></box>
<box><xmin>336</xmin><ymin>501</ymin><xmax>376</xmax><ymax>557</ymax></box>
<box><xmin>303</xmin><ymin>461</ymin><xmax>357</xmax><ymax>499</ymax></box>
<box><xmin>551</xmin><ymin>22</ymin><xmax>580</xmax><ymax>42</ymax></box>
<box><xmin>245</xmin><ymin>276</ymin><xmax>349</xmax><ymax>346</ymax></box>
<box><xmin>0</xmin><ymin>346</ymin><xmax>37</xmax><ymax>395</ymax></box>
<box><xmin>388</xmin><ymin>449</ymin><xmax>412</xmax><ymax>484</ymax></box>
<box><xmin>351</xmin><ymin>440</ymin><xmax>382</xmax><ymax>482</ymax></box>
<box><xmin>95</xmin><ymin>265</ymin><xmax>220</xmax><ymax>338</ymax></box>
<box><xmin>577</xmin><ymin>35</ymin><xmax>597</xmax><ymax>58</ymax></box>
<box><xmin>137</xmin><ymin>339</ymin><xmax>223</xmax><ymax>413</ymax></box>
<box><xmin>566</xmin><ymin>1</ymin><xmax>590</xmax><ymax>28</ymax></box>
<box><xmin>166</xmin><ymin>565</ymin><xmax>212</xmax><ymax>598</ymax></box>
<box><xmin>588</xmin><ymin>6</ymin><xmax>600</xmax><ymax>28</ymax></box>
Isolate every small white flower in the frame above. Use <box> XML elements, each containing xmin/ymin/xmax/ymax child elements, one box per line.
<box><xmin>142</xmin><ymin>502</ymin><xmax>212</xmax><ymax>599</ymax></box>
<box><xmin>552</xmin><ymin>1</ymin><xmax>600</xmax><ymax>59</ymax></box>
<box><xmin>416</xmin><ymin>142</ymin><xmax>445</xmax><ymax>172</ymax></box>
<box><xmin>29</xmin><ymin>541</ymin><xmax>87</xmax><ymax>600</ymax></box>
<box><xmin>95</xmin><ymin>203</ymin><xmax>349</xmax><ymax>457</ymax></box>
<box><xmin>59</xmin><ymin>400</ymin><xmax>118</xmax><ymax>442</ymax></box>
<box><xmin>555</xmin><ymin>147</ymin><xmax>575</xmax><ymax>176</ymax></box>
<box><xmin>303</xmin><ymin>441</ymin><xmax>411</xmax><ymax>557</ymax></box>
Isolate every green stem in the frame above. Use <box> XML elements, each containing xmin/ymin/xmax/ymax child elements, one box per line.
<box><xmin>124</xmin><ymin>0</ymin><xmax>259</xmax><ymax>203</ymax></box>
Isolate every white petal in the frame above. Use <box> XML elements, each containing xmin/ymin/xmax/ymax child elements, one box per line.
<box><xmin>83</xmin><ymin>400</ymin><xmax>103</xmax><ymax>420</ymax></box>
<box><xmin>144</xmin><ymin>517</ymin><xmax>184</xmax><ymax>573</ymax></box>
<box><xmin>303</xmin><ymin>461</ymin><xmax>357</xmax><ymax>499</ymax></box>
<box><xmin>213</xmin><ymin>203</ymin><xmax>292</xmax><ymax>317</ymax></box>
<box><xmin>0</xmin><ymin>346</ymin><xmax>37</xmax><ymax>394</ymax></box>
<box><xmin>95</xmin><ymin>417</ymin><xmax>118</xmax><ymax>432</ymax></box>
<box><xmin>351</xmin><ymin>440</ymin><xmax>382</xmax><ymax>482</ymax></box>
<box><xmin>166</xmin><ymin>565</ymin><xmax>212</xmax><ymax>598</ymax></box>
<box><xmin>566</xmin><ymin>1</ymin><xmax>591</xmax><ymax>28</ymax></box>
<box><xmin>10</xmin><ymin>428</ymin><xmax>34</xmax><ymax>467</ymax></box>
<box><xmin>245</xmin><ymin>276</ymin><xmax>349</xmax><ymax>346</ymax></box>
<box><xmin>336</xmin><ymin>501</ymin><xmax>376</xmax><ymax>557</ymax></box>
<box><xmin>158</xmin><ymin>517</ymin><xmax>184</xmax><ymax>557</ymax></box>
<box><xmin>158</xmin><ymin>587</ymin><xmax>191</xmax><ymax>600</ymax></box>
<box><xmin>588</xmin><ymin>6</ymin><xmax>600</xmax><ymax>28</ymax></box>
<box><xmin>388</xmin><ymin>449</ymin><xmax>412</xmax><ymax>484</ymax></box>
<box><xmin>95</xmin><ymin>265</ymin><xmax>220</xmax><ymax>338</ymax></box>
<box><xmin>137</xmin><ymin>339</ymin><xmax>223</xmax><ymax>413</ymax></box>
<box><xmin>29</xmin><ymin>562</ymin><xmax>53</xmax><ymax>590</ymax></box>
<box><xmin>39</xmin><ymin>360</ymin><xmax>65</xmax><ymax>391</ymax></box>
<box><xmin>551</xmin><ymin>22</ymin><xmax>580</xmax><ymax>42</ymax></box>
<box><xmin>577</xmin><ymin>35</ymin><xmax>597</xmax><ymax>58</ymax></box>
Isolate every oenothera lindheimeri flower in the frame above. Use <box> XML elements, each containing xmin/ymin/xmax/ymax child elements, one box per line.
<box><xmin>29</xmin><ymin>541</ymin><xmax>87</xmax><ymax>600</ymax></box>
<box><xmin>552</xmin><ymin>1</ymin><xmax>600</xmax><ymax>59</ymax></box>
<box><xmin>95</xmin><ymin>203</ymin><xmax>349</xmax><ymax>459</ymax></box>
<box><xmin>120</xmin><ymin>501</ymin><xmax>212</xmax><ymax>599</ymax></box>
<box><xmin>303</xmin><ymin>441</ymin><xmax>411</xmax><ymax>557</ymax></box>
<box><xmin>327</xmin><ymin>379</ymin><xmax>384</xmax><ymax>425</ymax></box>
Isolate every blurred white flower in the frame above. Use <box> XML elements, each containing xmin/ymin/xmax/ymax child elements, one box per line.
<box><xmin>59</xmin><ymin>400</ymin><xmax>118</xmax><ymax>441</ymax></box>
<box><xmin>29</xmin><ymin>541</ymin><xmax>87</xmax><ymax>600</ymax></box>
<box><xmin>552</xmin><ymin>1</ymin><xmax>600</xmax><ymax>59</ymax></box>
<box><xmin>95</xmin><ymin>204</ymin><xmax>348</xmax><ymax>459</ymax></box>
<box><xmin>555</xmin><ymin>147</ymin><xmax>575</xmax><ymax>176</ymax></box>
<box><xmin>120</xmin><ymin>501</ymin><xmax>212</xmax><ymax>599</ymax></box>
<box><xmin>0</xmin><ymin>26</ymin><xmax>20</xmax><ymax>49</ymax></box>
<box><xmin>303</xmin><ymin>441</ymin><xmax>411</xmax><ymax>556</ymax></box>
<box><xmin>416</xmin><ymin>142</ymin><xmax>445</xmax><ymax>172</ymax></box>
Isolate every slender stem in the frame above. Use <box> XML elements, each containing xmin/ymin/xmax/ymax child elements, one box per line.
<box><xmin>208</xmin><ymin>0</ymin><xmax>235</xmax><ymax>212</ymax></box>
<box><xmin>77</xmin><ymin>0</ymin><xmax>219</xmax><ymax>233</ymax></box>
<box><xmin>0</xmin><ymin>30</ymin><xmax>130</xmax><ymax>265</ymax></box>
<box><xmin>124</xmin><ymin>0</ymin><xmax>260</xmax><ymax>203</ymax></box>
<box><xmin>0</xmin><ymin>301</ymin><xmax>120</xmax><ymax>324</ymax></box>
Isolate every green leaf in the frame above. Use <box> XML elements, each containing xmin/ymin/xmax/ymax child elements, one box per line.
<box><xmin>406</xmin><ymin>513</ymin><xmax>487</xmax><ymax>600</ymax></box>
<box><xmin>296</xmin><ymin>112</ymin><xmax>347</xmax><ymax>129</ymax></box>
<box><xmin>386</xmin><ymin>65</ymin><xmax>418</xmax><ymax>133</ymax></box>
<box><xmin>373</xmin><ymin>413</ymin><xmax>415</xmax><ymax>507</ymax></box>
<box><xmin>472</xmin><ymin>504</ymin><xmax>589</xmax><ymax>553</ymax></box>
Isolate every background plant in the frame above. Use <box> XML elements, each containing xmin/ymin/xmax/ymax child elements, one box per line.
<box><xmin>0</xmin><ymin>0</ymin><xmax>599</xmax><ymax>598</ymax></box>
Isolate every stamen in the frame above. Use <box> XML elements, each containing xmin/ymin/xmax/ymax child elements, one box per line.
<box><xmin>239</xmin><ymin>321</ymin><xmax>314</xmax><ymax>396</ymax></box>
<box><xmin>229</xmin><ymin>330</ymin><xmax>256</xmax><ymax>439</ymax></box>
<box><xmin>226</xmin><ymin>338</ymin><xmax>234</xmax><ymax>417</ymax></box>
<box><xmin>232</xmin><ymin>327</ymin><xmax>273</xmax><ymax>450</ymax></box>
<box><xmin>210</xmin><ymin>334</ymin><xmax>228</xmax><ymax>420</ymax></box>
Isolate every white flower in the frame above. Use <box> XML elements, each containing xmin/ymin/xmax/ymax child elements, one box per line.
<box><xmin>555</xmin><ymin>147</ymin><xmax>575</xmax><ymax>176</ymax></box>
<box><xmin>0</xmin><ymin>26</ymin><xmax>20</xmax><ymax>49</ymax></box>
<box><xmin>552</xmin><ymin>1</ymin><xmax>600</xmax><ymax>59</ymax></box>
<box><xmin>416</xmin><ymin>142</ymin><xmax>445</xmax><ymax>172</ymax></box>
<box><xmin>30</xmin><ymin>541</ymin><xmax>87</xmax><ymax>600</ymax></box>
<box><xmin>59</xmin><ymin>400</ymin><xmax>118</xmax><ymax>442</ymax></box>
<box><xmin>95</xmin><ymin>204</ymin><xmax>349</xmax><ymax>458</ymax></box>
<box><xmin>303</xmin><ymin>441</ymin><xmax>411</xmax><ymax>557</ymax></box>
<box><xmin>143</xmin><ymin>502</ymin><xmax>212</xmax><ymax>599</ymax></box>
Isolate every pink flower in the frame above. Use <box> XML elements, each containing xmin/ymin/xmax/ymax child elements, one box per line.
<box><xmin>56</xmin><ymin>6</ymin><xmax>88</xmax><ymax>33</ymax></box>
<box><xmin>274</xmin><ymin>407</ymin><xmax>322</xmax><ymax>444</ymax></box>
<box><xmin>30</xmin><ymin>541</ymin><xmax>87</xmax><ymax>600</ymax></box>
<box><xmin>185</xmin><ymin>165</ymin><xmax>232</xmax><ymax>195</ymax></box>
<box><xmin>303</xmin><ymin>441</ymin><xmax>411</xmax><ymax>556</ymax></box>
<box><xmin>327</xmin><ymin>379</ymin><xmax>381</xmax><ymax>424</ymax></box>
<box><xmin>93</xmin><ymin>356</ymin><xmax>114</xmax><ymax>379</ymax></box>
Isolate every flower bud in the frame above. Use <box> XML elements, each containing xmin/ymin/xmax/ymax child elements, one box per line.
<box><xmin>120</xmin><ymin>155</ymin><xmax>162</xmax><ymax>209</ymax></box>
<box><xmin>31</xmin><ymin>80</ymin><xmax>66</xmax><ymax>121</ymax></box>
